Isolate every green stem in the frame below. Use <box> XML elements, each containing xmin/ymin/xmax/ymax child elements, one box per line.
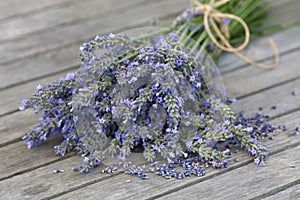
<box><xmin>132</xmin><ymin>28</ymin><xmax>171</xmax><ymax>41</ymax></box>
<box><xmin>189</xmin><ymin>31</ymin><xmax>208</xmax><ymax>55</ymax></box>
<box><xmin>196</xmin><ymin>36</ymin><xmax>210</xmax><ymax>60</ymax></box>
<box><xmin>118</xmin><ymin>44</ymin><xmax>146</xmax><ymax>63</ymax></box>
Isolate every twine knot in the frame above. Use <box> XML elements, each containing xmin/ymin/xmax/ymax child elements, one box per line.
<box><xmin>176</xmin><ymin>0</ymin><xmax>279</xmax><ymax>69</ymax></box>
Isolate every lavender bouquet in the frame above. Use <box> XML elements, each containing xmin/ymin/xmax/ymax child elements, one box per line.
<box><xmin>20</xmin><ymin>0</ymin><xmax>281</xmax><ymax>178</ymax></box>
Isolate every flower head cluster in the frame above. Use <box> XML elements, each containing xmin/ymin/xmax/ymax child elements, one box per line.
<box><xmin>20</xmin><ymin>32</ymin><xmax>276</xmax><ymax>177</ymax></box>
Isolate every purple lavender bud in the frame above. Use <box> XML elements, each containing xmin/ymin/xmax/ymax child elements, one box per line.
<box><xmin>94</xmin><ymin>35</ymin><xmax>102</xmax><ymax>42</ymax></box>
<box><xmin>202</xmin><ymin>101</ymin><xmax>211</xmax><ymax>107</ymax></box>
<box><xmin>252</xmin><ymin>138</ymin><xmax>258</xmax><ymax>144</ymax></box>
<box><xmin>230</xmin><ymin>98</ymin><xmax>237</xmax><ymax>103</ymax></box>
<box><xmin>222</xmin><ymin>18</ymin><xmax>230</xmax><ymax>25</ymax></box>
<box><xmin>72</xmin><ymin>167</ymin><xmax>79</xmax><ymax>172</ymax></box>
<box><xmin>258</xmin><ymin>160</ymin><xmax>266</xmax><ymax>167</ymax></box>
<box><xmin>26</xmin><ymin>140</ymin><xmax>33</xmax><ymax>149</ymax></box>
<box><xmin>22</xmin><ymin>99</ymin><xmax>28</xmax><ymax>105</ymax></box>
<box><xmin>57</xmin><ymin>99</ymin><xmax>64</xmax><ymax>104</ymax></box>
<box><xmin>254</xmin><ymin>157</ymin><xmax>260</xmax><ymax>165</ymax></box>
<box><xmin>108</xmin><ymin>33</ymin><xmax>115</xmax><ymax>38</ymax></box>
<box><xmin>65</xmin><ymin>73</ymin><xmax>75</xmax><ymax>81</ymax></box>
<box><xmin>189</xmin><ymin>24</ymin><xmax>196</xmax><ymax>31</ymax></box>
<box><xmin>36</xmin><ymin>84</ymin><xmax>43</xmax><ymax>91</ymax></box>
<box><xmin>19</xmin><ymin>106</ymin><xmax>26</xmax><ymax>111</ymax></box>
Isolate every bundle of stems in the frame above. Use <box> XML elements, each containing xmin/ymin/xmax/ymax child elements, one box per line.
<box><xmin>163</xmin><ymin>0</ymin><xmax>296</xmax><ymax>62</ymax></box>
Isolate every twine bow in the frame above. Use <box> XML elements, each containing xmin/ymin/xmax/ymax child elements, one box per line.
<box><xmin>176</xmin><ymin>0</ymin><xmax>279</xmax><ymax>69</ymax></box>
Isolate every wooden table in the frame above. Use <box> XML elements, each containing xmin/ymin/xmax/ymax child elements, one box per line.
<box><xmin>0</xmin><ymin>0</ymin><xmax>299</xmax><ymax>199</ymax></box>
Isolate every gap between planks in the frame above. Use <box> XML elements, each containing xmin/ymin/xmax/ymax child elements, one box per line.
<box><xmin>249</xmin><ymin>179</ymin><xmax>300</xmax><ymax>200</ymax></box>
<box><xmin>260</xmin><ymin>183</ymin><xmax>300</xmax><ymax>200</ymax></box>
<box><xmin>0</xmin><ymin>0</ymin><xmax>76</xmax><ymax>21</ymax></box>
<box><xmin>222</xmin><ymin>49</ymin><xmax>300</xmax><ymax>98</ymax></box>
<box><xmin>0</xmin><ymin>0</ymin><xmax>145</xmax><ymax>43</ymax></box>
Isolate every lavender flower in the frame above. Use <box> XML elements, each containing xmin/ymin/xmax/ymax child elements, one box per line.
<box><xmin>20</xmin><ymin>32</ymin><xmax>277</xmax><ymax>177</ymax></box>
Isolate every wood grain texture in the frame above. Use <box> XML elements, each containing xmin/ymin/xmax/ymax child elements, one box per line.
<box><xmin>0</xmin><ymin>0</ymin><xmax>188</xmax><ymax>90</ymax></box>
<box><xmin>0</xmin><ymin>71</ymin><xmax>70</xmax><ymax>116</ymax></box>
<box><xmin>0</xmin><ymin>0</ymin><xmax>144</xmax><ymax>42</ymax></box>
<box><xmin>0</xmin><ymin>0</ymin><xmax>188</xmax><ymax>66</ymax></box>
<box><xmin>0</xmin><ymin>135</ymin><xmax>65</xmax><ymax>181</ymax></box>
<box><xmin>0</xmin><ymin>110</ymin><xmax>39</xmax><ymax>146</ymax></box>
<box><xmin>0</xmin><ymin>153</ymin><xmax>147</xmax><ymax>200</ymax></box>
<box><xmin>38</xmin><ymin>110</ymin><xmax>300</xmax><ymax>200</ymax></box>
<box><xmin>230</xmin><ymin>77</ymin><xmax>300</xmax><ymax>117</ymax></box>
<box><xmin>223</xmin><ymin>49</ymin><xmax>300</xmax><ymax>98</ymax></box>
<box><xmin>262</xmin><ymin>184</ymin><xmax>300</xmax><ymax>200</ymax></box>
<box><xmin>0</xmin><ymin>0</ymin><xmax>299</xmax><ymax>199</ymax></box>
<box><xmin>0</xmin><ymin>0</ymin><xmax>75</xmax><ymax>21</ymax></box>
<box><xmin>0</xmin><ymin>45</ymin><xmax>79</xmax><ymax>90</ymax></box>
<box><xmin>219</xmin><ymin>25</ymin><xmax>300</xmax><ymax>73</ymax></box>
<box><xmin>157</xmin><ymin>145</ymin><xmax>300</xmax><ymax>200</ymax></box>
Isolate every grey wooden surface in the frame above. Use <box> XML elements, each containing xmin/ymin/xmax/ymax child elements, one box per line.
<box><xmin>0</xmin><ymin>0</ymin><xmax>299</xmax><ymax>199</ymax></box>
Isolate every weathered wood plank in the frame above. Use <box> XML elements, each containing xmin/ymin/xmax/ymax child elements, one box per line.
<box><xmin>0</xmin><ymin>0</ymin><xmax>188</xmax><ymax>66</ymax></box>
<box><xmin>0</xmin><ymin>153</ymin><xmax>146</xmax><ymax>200</ymax></box>
<box><xmin>14</xmin><ymin>109</ymin><xmax>297</xmax><ymax>200</ymax></box>
<box><xmin>0</xmin><ymin>135</ymin><xmax>66</xmax><ymax>181</ymax></box>
<box><xmin>156</xmin><ymin>146</ymin><xmax>300</xmax><ymax>200</ymax></box>
<box><xmin>262</xmin><ymin>184</ymin><xmax>300</xmax><ymax>200</ymax></box>
<box><xmin>0</xmin><ymin>0</ymin><xmax>145</xmax><ymax>42</ymax></box>
<box><xmin>0</xmin><ymin>1</ymin><xmax>298</xmax><ymax>199</ymax></box>
<box><xmin>0</xmin><ymin>46</ymin><xmax>79</xmax><ymax>90</ymax></box>
<box><xmin>230</xmin><ymin>77</ymin><xmax>300</xmax><ymax>117</ymax></box>
<box><xmin>222</xmin><ymin>49</ymin><xmax>300</xmax><ymax>98</ymax></box>
<box><xmin>0</xmin><ymin>70</ymin><xmax>72</xmax><ymax>116</ymax></box>
<box><xmin>219</xmin><ymin>25</ymin><xmax>300</xmax><ymax>73</ymax></box>
<box><xmin>0</xmin><ymin>0</ymin><xmax>188</xmax><ymax>90</ymax></box>
<box><xmin>0</xmin><ymin>110</ymin><xmax>39</xmax><ymax>146</ymax></box>
<box><xmin>267</xmin><ymin>0</ymin><xmax>300</xmax><ymax>27</ymax></box>
<box><xmin>0</xmin><ymin>0</ymin><xmax>74</xmax><ymax>21</ymax></box>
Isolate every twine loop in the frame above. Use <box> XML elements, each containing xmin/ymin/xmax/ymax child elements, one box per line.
<box><xmin>176</xmin><ymin>0</ymin><xmax>279</xmax><ymax>69</ymax></box>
